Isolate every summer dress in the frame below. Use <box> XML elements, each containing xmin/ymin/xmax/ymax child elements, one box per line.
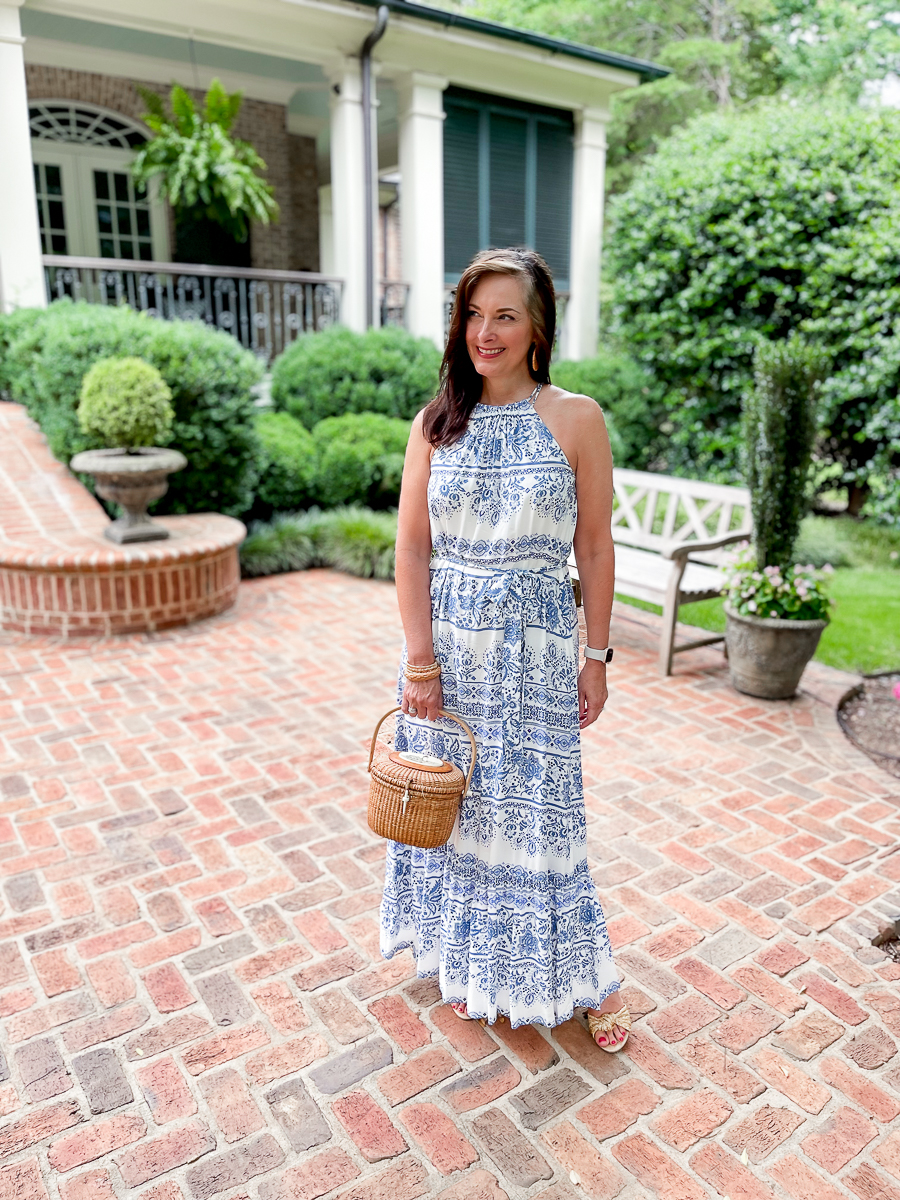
<box><xmin>380</xmin><ymin>386</ymin><xmax>619</xmax><ymax>1028</ymax></box>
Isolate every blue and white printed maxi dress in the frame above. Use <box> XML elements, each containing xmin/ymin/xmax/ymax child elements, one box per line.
<box><xmin>380</xmin><ymin>389</ymin><xmax>619</xmax><ymax>1028</ymax></box>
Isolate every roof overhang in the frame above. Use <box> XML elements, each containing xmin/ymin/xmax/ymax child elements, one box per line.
<box><xmin>22</xmin><ymin>0</ymin><xmax>666</xmax><ymax>114</ymax></box>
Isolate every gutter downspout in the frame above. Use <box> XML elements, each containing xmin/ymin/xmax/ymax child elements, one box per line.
<box><xmin>360</xmin><ymin>4</ymin><xmax>390</xmax><ymax>328</ymax></box>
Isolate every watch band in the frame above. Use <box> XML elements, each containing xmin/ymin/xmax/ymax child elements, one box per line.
<box><xmin>584</xmin><ymin>646</ymin><xmax>614</xmax><ymax>663</ymax></box>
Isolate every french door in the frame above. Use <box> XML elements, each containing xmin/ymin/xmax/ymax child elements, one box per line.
<box><xmin>31</xmin><ymin>142</ymin><xmax>170</xmax><ymax>262</ymax></box>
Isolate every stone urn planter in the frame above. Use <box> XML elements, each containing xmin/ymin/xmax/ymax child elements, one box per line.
<box><xmin>70</xmin><ymin>447</ymin><xmax>187</xmax><ymax>544</ymax></box>
<box><xmin>724</xmin><ymin>603</ymin><xmax>828</xmax><ymax>699</ymax></box>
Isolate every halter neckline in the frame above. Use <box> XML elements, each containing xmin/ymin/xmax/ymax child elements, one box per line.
<box><xmin>474</xmin><ymin>383</ymin><xmax>543</xmax><ymax>412</ymax></box>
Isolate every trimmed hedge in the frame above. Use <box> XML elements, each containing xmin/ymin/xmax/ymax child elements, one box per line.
<box><xmin>0</xmin><ymin>307</ymin><xmax>47</xmax><ymax>399</ymax></box>
<box><xmin>254</xmin><ymin>410</ymin><xmax>316</xmax><ymax>514</ymax></box>
<box><xmin>311</xmin><ymin>412</ymin><xmax>410</xmax><ymax>508</ymax></box>
<box><xmin>3</xmin><ymin>302</ymin><xmax>263</xmax><ymax>516</ymax></box>
<box><xmin>240</xmin><ymin>507</ymin><xmax>397</xmax><ymax>580</ymax></box>
<box><xmin>271</xmin><ymin>325</ymin><xmax>440</xmax><ymax>428</ymax></box>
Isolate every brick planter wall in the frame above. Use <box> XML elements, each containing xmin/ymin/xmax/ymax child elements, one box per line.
<box><xmin>0</xmin><ymin>514</ymin><xmax>245</xmax><ymax>637</ymax></box>
<box><xmin>1</xmin><ymin>404</ymin><xmax>246</xmax><ymax>638</ymax></box>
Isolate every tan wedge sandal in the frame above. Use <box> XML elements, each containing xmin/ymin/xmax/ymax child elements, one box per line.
<box><xmin>586</xmin><ymin>1005</ymin><xmax>631</xmax><ymax>1052</ymax></box>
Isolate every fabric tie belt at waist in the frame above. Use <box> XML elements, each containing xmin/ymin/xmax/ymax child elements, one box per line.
<box><xmin>429</xmin><ymin>557</ymin><xmax>575</xmax><ymax>750</ymax></box>
<box><xmin>430</xmin><ymin>557</ymin><xmax>570</xmax><ymax>596</ymax></box>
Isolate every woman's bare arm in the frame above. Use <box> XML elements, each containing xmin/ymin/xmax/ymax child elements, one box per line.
<box><xmin>540</xmin><ymin>392</ymin><xmax>615</xmax><ymax>728</ymax></box>
<box><xmin>394</xmin><ymin>411</ymin><xmax>443</xmax><ymax>721</ymax></box>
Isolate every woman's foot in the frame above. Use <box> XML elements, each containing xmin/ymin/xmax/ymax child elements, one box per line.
<box><xmin>585</xmin><ymin>992</ymin><xmax>631</xmax><ymax>1051</ymax></box>
<box><xmin>450</xmin><ymin>1002</ymin><xmax>486</xmax><ymax>1026</ymax></box>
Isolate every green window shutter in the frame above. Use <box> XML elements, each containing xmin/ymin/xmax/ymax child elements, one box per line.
<box><xmin>488</xmin><ymin>113</ymin><xmax>527</xmax><ymax>249</ymax></box>
<box><xmin>535</xmin><ymin>119</ymin><xmax>573</xmax><ymax>289</ymax></box>
<box><xmin>443</xmin><ymin>100</ymin><xmax>481</xmax><ymax>278</ymax></box>
<box><xmin>443</xmin><ymin>88</ymin><xmax>574</xmax><ymax>289</ymax></box>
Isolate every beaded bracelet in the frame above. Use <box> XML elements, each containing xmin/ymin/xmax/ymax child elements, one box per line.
<box><xmin>404</xmin><ymin>660</ymin><xmax>442</xmax><ymax>681</ymax></box>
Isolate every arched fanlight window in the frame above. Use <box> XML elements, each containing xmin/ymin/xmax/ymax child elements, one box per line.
<box><xmin>29</xmin><ymin>101</ymin><xmax>166</xmax><ymax>261</ymax></box>
<box><xmin>29</xmin><ymin>101</ymin><xmax>148</xmax><ymax>149</ymax></box>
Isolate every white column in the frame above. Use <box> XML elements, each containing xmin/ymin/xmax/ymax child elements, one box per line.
<box><xmin>397</xmin><ymin>72</ymin><xmax>448</xmax><ymax>349</ymax></box>
<box><xmin>561</xmin><ymin>107</ymin><xmax>608</xmax><ymax>361</ymax></box>
<box><xmin>0</xmin><ymin>1</ymin><xmax>44</xmax><ymax>312</ymax></box>
<box><xmin>318</xmin><ymin>184</ymin><xmax>334</xmax><ymax>276</ymax></box>
<box><xmin>328</xmin><ymin>58</ymin><xmax>367</xmax><ymax>332</ymax></box>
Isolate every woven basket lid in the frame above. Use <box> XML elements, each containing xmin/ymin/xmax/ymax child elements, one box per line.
<box><xmin>370</xmin><ymin>749</ymin><xmax>465</xmax><ymax>796</ymax></box>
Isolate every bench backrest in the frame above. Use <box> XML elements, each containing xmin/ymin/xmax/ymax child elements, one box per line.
<box><xmin>611</xmin><ymin>468</ymin><xmax>752</xmax><ymax>558</ymax></box>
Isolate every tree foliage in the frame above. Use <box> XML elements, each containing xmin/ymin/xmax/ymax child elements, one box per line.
<box><xmin>458</xmin><ymin>0</ymin><xmax>900</xmax><ymax>188</ymax></box>
<box><xmin>744</xmin><ymin>336</ymin><xmax>825</xmax><ymax>567</ymax></box>
<box><xmin>132</xmin><ymin>79</ymin><xmax>278</xmax><ymax>242</ymax></box>
<box><xmin>606</xmin><ymin>102</ymin><xmax>900</xmax><ymax>491</ymax></box>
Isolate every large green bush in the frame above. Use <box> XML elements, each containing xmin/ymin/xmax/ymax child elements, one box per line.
<box><xmin>271</xmin><ymin>326</ymin><xmax>441</xmax><ymax>428</ymax></box>
<box><xmin>254</xmin><ymin>410</ymin><xmax>316</xmax><ymax>514</ymax></box>
<box><xmin>3</xmin><ymin>302</ymin><xmax>262</xmax><ymax>515</ymax></box>
<box><xmin>608</xmin><ymin>102</ymin><xmax>900</xmax><ymax>492</ymax></box>
<box><xmin>0</xmin><ymin>307</ymin><xmax>47</xmax><ymax>399</ymax></box>
<box><xmin>78</xmin><ymin>357</ymin><xmax>174</xmax><ymax>450</ymax></box>
<box><xmin>552</xmin><ymin>349</ymin><xmax>669</xmax><ymax>469</ymax></box>
<box><xmin>311</xmin><ymin>412</ymin><xmax>410</xmax><ymax>508</ymax></box>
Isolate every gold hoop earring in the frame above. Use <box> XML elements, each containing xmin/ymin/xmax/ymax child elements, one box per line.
<box><xmin>531</xmin><ymin>347</ymin><xmax>540</xmax><ymax>373</ymax></box>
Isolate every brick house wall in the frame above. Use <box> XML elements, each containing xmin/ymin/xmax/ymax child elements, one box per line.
<box><xmin>25</xmin><ymin>65</ymin><xmax>319</xmax><ymax>272</ymax></box>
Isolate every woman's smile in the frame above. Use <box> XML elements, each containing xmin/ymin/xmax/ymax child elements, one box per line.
<box><xmin>475</xmin><ymin>346</ymin><xmax>505</xmax><ymax>358</ymax></box>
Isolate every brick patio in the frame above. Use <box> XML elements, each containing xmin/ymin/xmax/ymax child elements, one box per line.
<box><xmin>1</xmin><ymin>540</ymin><xmax>899</xmax><ymax>1198</ymax></box>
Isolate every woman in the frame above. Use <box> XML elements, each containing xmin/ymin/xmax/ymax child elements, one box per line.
<box><xmin>380</xmin><ymin>247</ymin><xmax>629</xmax><ymax>1048</ymax></box>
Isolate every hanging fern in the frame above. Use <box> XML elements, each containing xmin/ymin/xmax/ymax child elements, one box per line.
<box><xmin>131</xmin><ymin>79</ymin><xmax>279</xmax><ymax>243</ymax></box>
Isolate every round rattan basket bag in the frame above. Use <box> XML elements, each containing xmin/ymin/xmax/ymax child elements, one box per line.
<box><xmin>367</xmin><ymin>708</ymin><xmax>477</xmax><ymax>849</ymax></box>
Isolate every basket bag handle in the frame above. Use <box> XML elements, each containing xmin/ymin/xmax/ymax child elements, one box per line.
<box><xmin>367</xmin><ymin>708</ymin><xmax>477</xmax><ymax>796</ymax></box>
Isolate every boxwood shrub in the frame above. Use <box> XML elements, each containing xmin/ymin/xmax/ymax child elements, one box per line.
<box><xmin>271</xmin><ymin>325</ymin><xmax>440</xmax><ymax>428</ymax></box>
<box><xmin>3</xmin><ymin>301</ymin><xmax>262</xmax><ymax>516</ymax></box>
<box><xmin>254</xmin><ymin>410</ymin><xmax>317</xmax><ymax>515</ymax></box>
<box><xmin>311</xmin><ymin>412</ymin><xmax>410</xmax><ymax>508</ymax></box>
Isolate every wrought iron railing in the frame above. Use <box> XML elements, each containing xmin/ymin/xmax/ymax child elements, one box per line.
<box><xmin>42</xmin><ymin>255</ymin><xmax>344</xmax><ymax>361</ymax></box>
<box><xmin>380</xmin><ymin>280</ymin><xmax>410</xmax><ymax>329</ymax></box>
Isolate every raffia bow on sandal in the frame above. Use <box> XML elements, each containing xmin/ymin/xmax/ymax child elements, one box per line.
<box><xmin>586</xmin><ymin>1005</ymin><xmax>631</xmax><ymax>1051</ymax></box>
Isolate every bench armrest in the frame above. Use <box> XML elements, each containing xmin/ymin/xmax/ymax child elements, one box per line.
<box><xmin>662</xmin><ymin>530</ymin><xmax>751</xmax><ymax>561</ymax></box>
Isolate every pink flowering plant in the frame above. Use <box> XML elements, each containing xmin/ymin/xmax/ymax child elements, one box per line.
<box><xmin>723</xmin><ymin>541</ymin><xmax>832</xmax><ymax>622</ymax></box>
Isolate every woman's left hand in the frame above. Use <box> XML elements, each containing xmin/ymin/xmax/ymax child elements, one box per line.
<box><xmin>578</xmin><ymin>660</ymin><xmax>608</xmax><ymax>728</ymax></box>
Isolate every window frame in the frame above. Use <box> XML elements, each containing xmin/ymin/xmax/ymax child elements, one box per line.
<box><xmin>31</xmin><ymin>140</ymin><xmax>170</xmax><ymax>262</ymax></box>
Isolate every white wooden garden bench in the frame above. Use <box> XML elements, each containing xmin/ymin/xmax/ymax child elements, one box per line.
<box><xmin>569</xmin><ymin>468</ymin><xmax>753</xmax><ymax>675</ymax></box>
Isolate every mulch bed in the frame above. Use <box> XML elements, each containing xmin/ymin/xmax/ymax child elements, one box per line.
<box><xmin>837</xmin><ymin>671</ymin><xmax>900</xmax><ymax>780</ymax></box>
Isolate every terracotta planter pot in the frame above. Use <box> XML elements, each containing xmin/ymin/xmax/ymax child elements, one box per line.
<box><xmin>724</xmin><ymin>604</ymin><xmax>828</xmax><ymax>700</ymax></box>
<box><xmin>70</xmin><ymin>447</ymin><xmax>187</xmax><ymax>544</ymax></box>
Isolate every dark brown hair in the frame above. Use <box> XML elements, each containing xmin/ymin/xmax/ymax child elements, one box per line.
<box><xmin>422</xmin><ymin>247</ymin><xmax>557</xmax><ymax>447</ymax></box>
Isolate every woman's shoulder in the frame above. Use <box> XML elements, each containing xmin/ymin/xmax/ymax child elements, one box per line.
<box><xmin>538</xmin><ymin>384</ymin><xmax>607</xmax><ymax>427</ymax></box>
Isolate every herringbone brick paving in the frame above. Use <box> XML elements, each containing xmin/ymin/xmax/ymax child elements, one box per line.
<box><xmin>0</xmin><ymin>566</ymin><xmax>898</xmax><ymax>1200</ymax></box>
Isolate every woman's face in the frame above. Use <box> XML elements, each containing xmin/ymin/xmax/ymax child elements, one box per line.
<box><xmin>465</xmin><ymin>273</ymin><xmax>533</xmax><ymax>380</ymax></box>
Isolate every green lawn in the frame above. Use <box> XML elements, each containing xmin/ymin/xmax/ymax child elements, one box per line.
<box><xmin>616</xmin><ymin>515</ymin><xmax>900</xmax><ymax>675</ymax></box>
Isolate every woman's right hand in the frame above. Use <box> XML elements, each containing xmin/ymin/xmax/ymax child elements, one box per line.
<box><xmin>402</xmin><ymin>676</ymin><xmax>444</xmax><ymax>722</ymax></box>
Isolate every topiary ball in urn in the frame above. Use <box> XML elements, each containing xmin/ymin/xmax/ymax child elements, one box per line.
<box><xmin>70</xmin><ymin>357</ymin><xmax>187</xmax><ymax>544</ymax></box>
